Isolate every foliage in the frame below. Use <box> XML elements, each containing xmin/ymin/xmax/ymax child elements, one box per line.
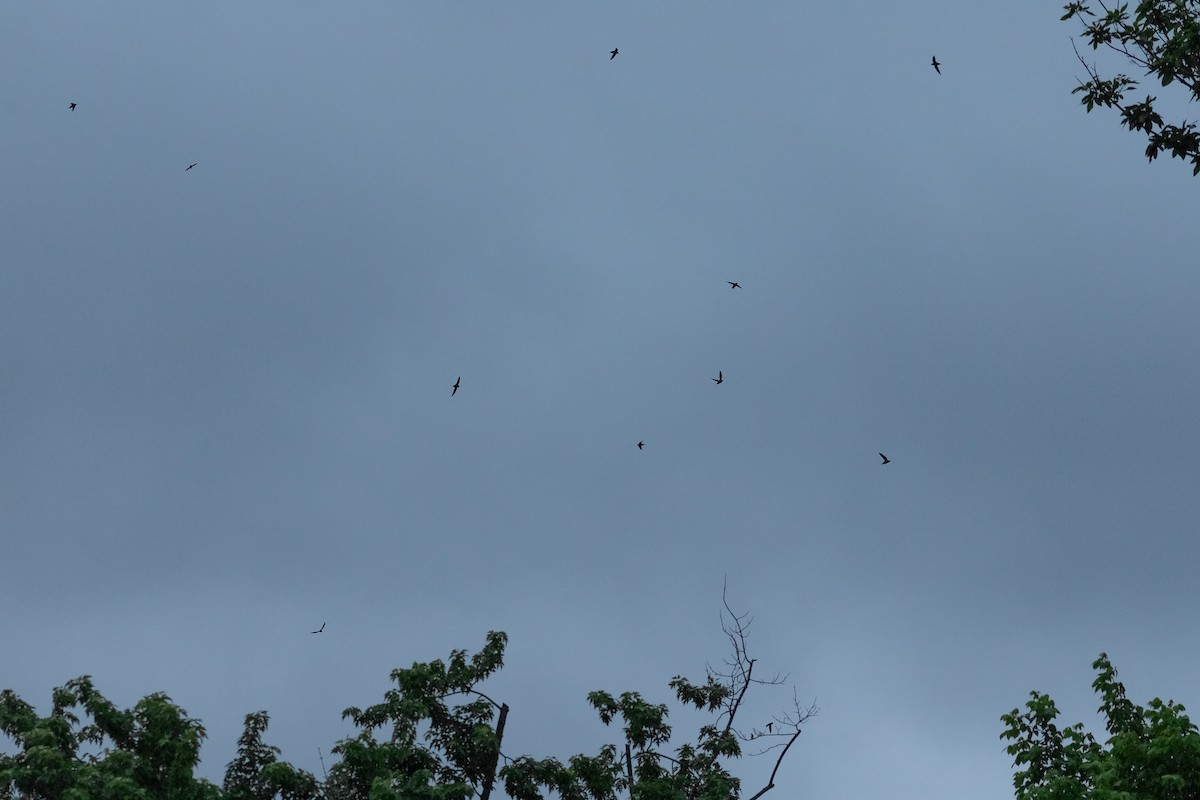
<box><xmin>2</xmin><ymin>608</ymin><xmax>812</xmax><ymax>800</ymax></box>
<box><xmin>497</xmin><ymin>594</ymin><xmax>817</xmax><ymax>800</ymax></box>
<box><xmin>1001</xmin><ymin>652</ymin><xmax>1200</xmax><ymax>799</ymax></box>
<box><xmin>0</xmin><ymin>677</ymin><xmax>314</xmax><ymax>800</ymax></box>
<box><xmin>0</xmin><ymin>676</ymin><xmax>221</xmax><ymax>800</ymax></box>
<box><xmin>223</xmin><ymin>712</ymin><xmax>319</xmax><ymax>800</ymax></box>
<box><xmin>326</xmin><ymin>630</ymin><xmax>509</xmax><ymax>800</ymax></box>
<box><xmin>1062</xmin><ymin>1</ymin><xmax>1200</xmax><ymax>174</ymax></box>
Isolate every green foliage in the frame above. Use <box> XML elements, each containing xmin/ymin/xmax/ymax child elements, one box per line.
<box><xmin>326</xmin><ymin>630</ymin><xmax>508</xmax><ymax>800</ymax></box>
<box><xmin>0</xmin><ymin>679</ymin><xmax>311</xmax><ymax>800</ymax></box>
<box><xmin>3</xmin><ymin>620</ymin><xmax>810</xmax><ymax>800</ymax></box>
<box><xmin>223</xmin><ymin>712</ymin><xmax>319</xmax><ymax>800</ymax></box>
<box><xmin>497</xmin><ymin>599</ymin><xmax>814</xmax><ymax>800</ymax></box>
<box><xmin>1063</xmin><ymin>1</ymin><xmax>1200</xmax><ymax>174</ymax></box>
<box><xmin>0</xmin><ymin>677</ymin><xmax>222</xmax><ymax>800</ymax></box>
<box><xmin>1001</xmin><ymin>653</ymin><xmax>1200</xmax><ymax>799</ymax></box>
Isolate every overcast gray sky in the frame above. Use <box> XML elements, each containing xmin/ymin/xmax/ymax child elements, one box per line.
<box><xmin>3</xmin><ymin>2</ymin><xmax>1199</xmax><ymax>798</ymax></box>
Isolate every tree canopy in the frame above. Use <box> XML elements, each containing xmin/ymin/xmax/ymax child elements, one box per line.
<box><xmin>2</xmin><ymin>608</ymin><xmax>813</xmax><ymax>800</ymax></box>
<box><xmin>1001</xmin><ymin>652</ymin><xmax>1200</xmax><ymax>800</ymax></box>
<box><xmin>1062</xmin><ymin>0</ymin><xmax>1200</xmax><ymax>174</ymax></box>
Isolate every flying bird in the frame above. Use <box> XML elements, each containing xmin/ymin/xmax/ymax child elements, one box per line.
<box><xmin>69</xmin><ymin>102</ymin><xmax>77</xmax><ymax>111</ymax></box>
<box><xmin>879</xmin><ymin>453</ymin><xmax>890</xmax><ymax>465</ymax></box>
<box><xmin>610</xmin><ymin>48</ymin><xmax>619</xmax><ymax>60</ymax></box>
<box><xmin>637</xmin><ymin>441</ymin><xmax>644</xmax><ymax>450</ymax></box>
<box><xmin>185</xmin><ymin>162</ymin><xmax>197</xmax><ymax>171</ymax></box>
<box><xmin>451</xmin><ymin>376</ymin><xmax>461</xmax><ymax>396</ymax></box>
<box><xmin>727</xmin><ymin>281</ymin><xmax>741</xmax><ymax>289</ymax></box>
<box><xmin>713</xmin><ymin>370</ymin><xmax>723</xmax><ymax>384</ymax></box>
<box><xmin>931</xmin><ymin>56</ymin><xmax>941</xmax><ymax>74</ymax></box>
<box><xmin>311</xmin><ymin>622</ymin><xmax>325</xmax><ymax>634</ymax></box>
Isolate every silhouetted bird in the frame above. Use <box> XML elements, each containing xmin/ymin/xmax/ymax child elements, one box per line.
<box><xmin>610</xmin><ymin>48</ymin><xmax>619</xmax><ymax>60</ymax></box>
<box><xmin>766</xmin><ymin>722</ymin><xmax>773</xmax><ymax>733</ymax></box>
<box><xmin>311</xmin><ymin>622</ymin><xmax>325</xmax><ymax>634</ymax></box>
<box><xmin>879</xmin><ymin>453</ymin><xmax>890</xmax><ymax>465</ymax></box>
<box><xmin>713</xmin><ymin>370</ymin><xmax>723</xmax><ymax>384</ymax></box>
<box><xmin>637</xmin><ymin>441</ymin><xmax>644</xmax><ymax>450</ymax></box>
<box><xmin>69</xmin><ymin>102</ymin><xmax>77</xmax><ymax>111</ymax></box>
<box><xmin>728</xmin><ymin>281</ymin><xmax>741</xmax><ymax>289</ymax></box>
<box><xmin>185</xmin><ymin>163</ymin><xmax>197</xmax><ymax>171</ymax></box>
<box><xmin>931</xmin><ymin>56</ymin><xmax>941</xmax><ymax>74</ymax></box>
<box><xmin>452</xmin><ymin>376</ymin><xmax>461</xmax><ymax>396</ymax></box>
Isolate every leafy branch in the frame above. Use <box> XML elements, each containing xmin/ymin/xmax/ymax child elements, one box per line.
<box><xmin>1063</xmin><ymin>0</ymin><xmax>1200</xmax><ymax>173</ymax></box>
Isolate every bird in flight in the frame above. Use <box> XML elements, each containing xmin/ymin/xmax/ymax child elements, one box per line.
<box><xmin>451</xmin><ymin>376</ymin><xmax>461</xmax><ymax>396</ymax></box>
<box><xmin>713</xmin><ymin>370</ymin><xmax>723</xmax><ymax>384</ymax></box>
<box><xmin>185</xmin><ymin>162</ymin><xmax>198</xmax><ymax>171</ymax></box>
<box><xmin>637</xmin><ymin>441</ymin><xmax>645</xmax><ymax>450</ymax></box>
<box><xmin>931</xmin><ymin>56</ymin><xmax>941</xmax><ymax>74</ymax></box>
<box><xmin>311</xmin><ymin>622</ymin><xmax>325</xmax><ymax>634</ymax></box>
<box><xmin>879</xmin><ymin>453</ymin><xmax>890</xmax><ymax>465</ymax></box>
<box><xmin>69</xmin><ymin>102</ymin><xmax>77</xmax><ymax>111</ymax></box>
<box><xmin>610</xmin><ymin>48</ymin><xmax>619</xmax><ymax>60</ymax></box>
<box><xmin>728</xmin><ymin>281</ymin><xmax>741</xmax><ymax>289</ymax></box>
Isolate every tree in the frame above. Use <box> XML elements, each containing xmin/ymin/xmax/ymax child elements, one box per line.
<box><xmin>1000</xmin><ymin>652</ymin><xmax>1200</xmax><ymax>799</ymax></box>
<box><xmin>2</xmin><ymin>598</ymin><xmax>813</xmax><ymax>799</ymax></box>
<box><xmin>329</xmin><ymin>593</ymin><xmax>816</xmax><ymax>800</ymax></box>
<box><xmin>1062</xmin><ymin>1</ymin><xmax>1200</xmax><ymax>174</ymax></box>
<box><xmin>497</xmin><ymin>593</ymin><xmax>817</xmax><ymax>800</ymax></box>
<box><xmin>223</xmin><ymin>712</ymin><xmax>320</xmax><ymax>800</ymax></box>
<box><xmin>0</xmin><ymin>676</ymin><xmax>224</xmax><ymax>800</ymax></box>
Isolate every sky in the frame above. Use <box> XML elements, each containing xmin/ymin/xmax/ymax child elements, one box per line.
<box><xmin>2</xmin><ymin>1</ymin><xmax>1199</xmax><ymax>798</ymax></box>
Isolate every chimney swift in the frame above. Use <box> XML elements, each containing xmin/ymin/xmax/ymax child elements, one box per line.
<box><xmin>637</xmin><ymin>441</ymin><xmax>644</xmax><ymax>450</ymax></box>
<box><xmin>451</xmin><ymin>377</ymin><xmax>461</xmax><ymax>396</ymax></box>
<box><xmin>931</xmin><ymin>56</ymin><xmax>941</xmax><ymax>74</ymax></box>
<box><xmin>610</xmin><ymin>48</ymin><xmax>619</xmax><ymax>60</ymax></box>
<box><xmin>69</xmin><ymin>102</ymin><xmax>77</xmax><ymax>111</ymax></box>
<box><xmin>311</xmin><ymin>622</ymin><xmax>325</xmax><ymax>634</ymax></box>
<box><xmin>728</xmin><ymin>281</ymin><xmax>741</xmax><ymax>289</ymax></box>
<box><xmin>185</xmin><ymin>163</ymin><xmax>198</xmax><ymax>171</ymax></box>
<box><xmin>879</xmin><ymin>453</ymin><xmax>890</xmax><ymax>465</ymax></box>
<box><xmin>713</xmin><ymin>370</ymin><xmax>723</xmax><ymax>384</ymax></box>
